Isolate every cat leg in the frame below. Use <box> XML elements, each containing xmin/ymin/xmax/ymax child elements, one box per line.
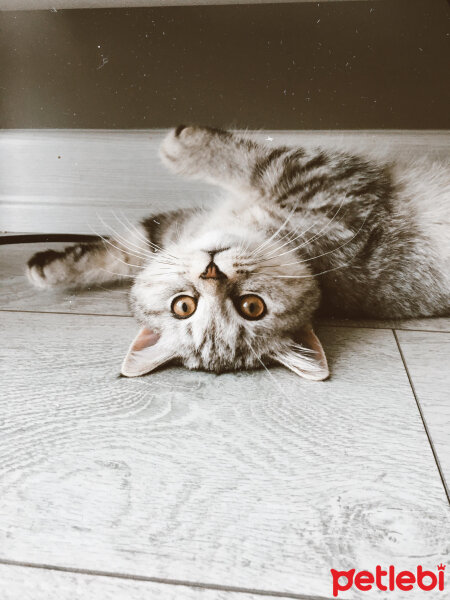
<box><xmin>160</xmin><ymin>125</ymin><xmax>288</xmax><ymax>195</ymax></box>
<box><xmin>27</xmin><ymin>233</ymin><xmax>148</xmax><ymax>289</ymax></box>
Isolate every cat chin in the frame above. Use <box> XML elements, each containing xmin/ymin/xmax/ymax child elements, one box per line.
<box><xmin>189</xmin><ymin>229</ymin><xmax>262</xmax><ymax>254</ymax></box>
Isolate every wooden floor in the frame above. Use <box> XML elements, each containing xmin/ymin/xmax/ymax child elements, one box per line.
<box><xmin>1</xmin><ymin>130</ymin><xmax>449</xmax><ymax>599</ymax></box>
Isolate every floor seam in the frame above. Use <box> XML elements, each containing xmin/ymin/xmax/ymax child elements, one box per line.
<box><xmin>392</xmin><ymin>329</ymin><xmax>450</xmax><ymax>504</ymax></box>
<box><xmin>0</xmin><ymin>558</ymin><xmax>334</xmax><ymax>600</ymax></box>
<box><xmin>319</xmin><ymin>324</ymin><xmax>450</xmax><ymax>334</ymax></box>
<box><xmin>2</xmin><ymin>310</ymin><xmax>448</xmax><ymax>335</ymax></box>
<box><xmin>0</xmin><ymin>309</ymin><xmax>133</xmax><ymax>318</ymax></box>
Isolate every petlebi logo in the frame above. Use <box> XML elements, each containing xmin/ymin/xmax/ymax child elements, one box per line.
<box><xmin>330</xmin><ymin>564</ymin><xmax>446</xmax><ymax>597</ymax></box>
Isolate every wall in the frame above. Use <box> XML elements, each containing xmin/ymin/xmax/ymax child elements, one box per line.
<box><xmin>0</xmin><ymin>0</ymin><xmax>449</xmax><ymax>129</ymax></box>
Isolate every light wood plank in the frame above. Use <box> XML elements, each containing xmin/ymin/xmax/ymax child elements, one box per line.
<box><xmin>1</xmin><ymin>312</ymin><xmax>448</xmax><ymax>598</ymax></box>
<box><xmin>396</xmin><ymin>330</ymin><xmax>450</xmax><ymax>494</ymax></box>
<box><xmin>1</xmin><ymin>130</ymin><xmax>448</xmax><ymax>234</ymax></box>
<box><xmin>2</xmin><ymin>243</ymin><xmax>450</xmax><ymax>334</ymax></box>
<box><xmin>0</xmin><ymin>130</ymin><xmax>215</xmax><ymax>235</ymax></box>
<box><xmin>0</xmin><ymin>564</ymin><xmax>287</xmax><ymax>600</ymax></box>
<box><xmin>320</xmin><ymin>316</ymin><xmax>450</xmax><ymax>333</ymax></box>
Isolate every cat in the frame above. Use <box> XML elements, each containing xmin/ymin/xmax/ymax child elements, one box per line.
<box><xmin>27</xmin><ymin>125</ymin><xmax>450</xmax><ymax>380</ymax></box>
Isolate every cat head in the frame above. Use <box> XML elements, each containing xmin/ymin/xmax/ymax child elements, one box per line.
<box><xmin>122</xmin><ymin>226</ymin><xmax>328</xmax><ymax>380</ymax></box>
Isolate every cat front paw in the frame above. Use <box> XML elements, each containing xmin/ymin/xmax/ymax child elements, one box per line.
<box><xmin>160</xmin><ymin>125</ymin><xmax>207</xmax><ymax>158</ymax></box>
<box><xmin>27</xmin><ymin>249</ymin><xmax>70</xmax><ymax>289</ymax></box>
<box><xmin>159</xmin><ymin>125</ymin><xmax>229</xmax><ymax>174</ymax></box>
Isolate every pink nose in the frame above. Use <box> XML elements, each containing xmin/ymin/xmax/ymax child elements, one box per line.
<box><xmin>204</xmin><ymin>263</ymin><xmax>219</xmax><ymax>278</ymax></box>
<box><xmin>200</xmin><ymin>262</ymin><xmax>227</xmax><ymax>280</ymax></box>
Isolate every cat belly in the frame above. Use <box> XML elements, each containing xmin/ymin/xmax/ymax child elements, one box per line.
<box><xmin>320</xmin><ymin>160</ymin><xmax>450</xmax><ymax>319</ymax></box>
<box><xmin>395</xmin><ymin>159</ymin><xmax>450</xmax><ymax>267</ymax></box>
<box><xmin>316</xmin><ymin>239</ymin><xmax>450</xmax><ymax>319</ymax></box>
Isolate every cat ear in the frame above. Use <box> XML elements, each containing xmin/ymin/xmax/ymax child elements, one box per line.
<box><xmin>121</xmin><ymin>327</ymin><xmax>175</xmax><ymax>377</ymax></box>
<box><xmin>272</xmin><ymin>326</ymin><xmax>329</xmax><ymax>381</ymax></box>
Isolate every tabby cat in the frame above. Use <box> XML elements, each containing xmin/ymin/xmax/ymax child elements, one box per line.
<box><xmin>27</xmin><ymin>126</ymin><xmax>450</xmax><ymax>380</ymax></box>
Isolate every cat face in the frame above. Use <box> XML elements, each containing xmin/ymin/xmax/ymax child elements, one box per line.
<box><xmin>122</xmin><ymin>229</ymin><xmax>329</xmax><ymax>380</ymax></box>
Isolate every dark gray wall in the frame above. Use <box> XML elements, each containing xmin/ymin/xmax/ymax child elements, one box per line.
<box><xmin>1</xmin><ymin>0</ymin><xmax>449</xmax><ymax>129</ymax></box>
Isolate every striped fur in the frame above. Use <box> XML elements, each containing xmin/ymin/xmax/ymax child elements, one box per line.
<box><xmin>27</xmin><ymin>126</ymin><xmax>450</xmax><ymax>378</ymax></box>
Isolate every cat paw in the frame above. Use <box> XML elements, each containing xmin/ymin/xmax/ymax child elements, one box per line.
<box><xmin>160</xmin><ymin>125</ymin><xmax>228</xmax><ymax>173</ymax></box>
<box><xmin>27</xmin><ymin>249</ymin><xmax>69</xmax><ymax>289</ymax></box>
<box><xmin>161</xmin><ymin>125</ymin><xmax>206</xmax><ymax>157</ymax></box>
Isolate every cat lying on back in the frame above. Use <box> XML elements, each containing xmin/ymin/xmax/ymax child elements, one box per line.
<box><xmin>27</xmin><ymin>126</ymin><xmax>450</xmax><ymax>380</ymax></box>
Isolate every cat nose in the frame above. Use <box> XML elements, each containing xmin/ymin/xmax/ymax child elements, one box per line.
<box><xmin>200</xmin><ymin>261</ymin><xmax>227</xmax><ymax>280</ymax></box>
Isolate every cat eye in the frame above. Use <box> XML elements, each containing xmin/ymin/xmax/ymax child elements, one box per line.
<box><xmin>171</xmin><ymin>295</ymin><xmax>197</xmax><ymax>318</ymax></box>
<box><xmin>237</xmin><ymin>295</ymin><xmax>266</xmax><ymax>320</ymax></box>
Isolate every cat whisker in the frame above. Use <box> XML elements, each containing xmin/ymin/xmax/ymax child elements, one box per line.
<box><xmin>144</xmin><ymin>238</ymin><xmax>179</xmax><ymax>260</ymax></box>
<box><xmin>95</xmin><ymin>216</ymin><xmax>154</xmax><ymax>261</ymax></box>
<box><xmin>250</xmin><ymin>204</ymin><xmax>324</xmax><ymax>260</ymax></box>
<box><xmin>104</xmin><ymin>250</ymin><xmax>146</xmax><ymax>270</ymax></box>
<box><xmin>110</xmin><ymin>211</ymin><xmax>160</xmax><ymax>258</ymax></box>
<box><xmin>99</xmin><ymin>213</ymin><xmax>179</xmax><ymax>264</ymax></box>
<box><xmin>254</xmin><ymin>207</ymin><xmax>315</xmax><ymax>254</ymax></box>
<box><xmin>261</xmin><ymin>194</ymin><xmax>350</xmax><ymax>261</ymax></box>
<box><xmin>91</xmin><ymin>235</ymin><xmax>147</xmax><ymax>271</ymax></box>
<box><xmin>117</xmin><ymin>211</ymin><xmax>154</xmax><ymax>245</ymax></box>
<box><xmin>272</xmin><ymin>263</ymin><xmax>351</xmax><ymax>279</ymax></box>
<box><xmin>260</xmin><ymin>216</ymin><xmax>369</xmax><ymax>269</ymax></box>
<box><xmin>263</xmin><ymin>194</ymin><xmax>351</xmax><ymax>258</ymax></box>
<box><xmin>96</xmin><ymin>287</ymin><xmax>131</xmax><ymax>294</ymax></box>
<box><xmin>249</xmin><ymin>200</ymin><xmax>300</xmax><ymax>257</ymax></box>
<box><xmin>89</xmin><ymin>225</ymin><xmax>149</xmax><ymax>265</ymax></box>
<box><xmin>99</xmin><ymin>268</ymin><xmax>136</xmax><ymax>280</ymax></box>
<box><xmin>245</xmin><ymin>339</ymin><xmax>291</xmax><ymax>402</ymax></box>
<box><xmin>259</xmin><ymin>216</ymin><xmax>345</xmax><ymax>264</ymax></box>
